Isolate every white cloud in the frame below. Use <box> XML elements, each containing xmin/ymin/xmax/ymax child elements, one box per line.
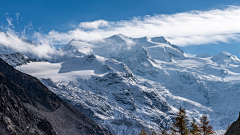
<box><xmin>15</xmin><ymin>13</ymin><xmax>20</xmax><ymax>20</ymax></box>
<box><xmin>6</xmin><ymin>17</ymin><xmax>13</xmax><ymax>26</ymax></box>
<box><xmin>167</xmin><ymin>34</ymin><xmax>240</xmax><ymax>46</ymax></box>
<box><xmin>79</xmin><ymin>19</ymin><xmax>109</xmax><ymax>29</ymax></box>
<box><xmin>0</xmin><ymin>32</ymin><xmax>56</xmax><ymax>58</ymax></box>
<box><xmin>33</xmin><ymin>6</ymin><xmax>240</xmax><ymax>47</ymax></box>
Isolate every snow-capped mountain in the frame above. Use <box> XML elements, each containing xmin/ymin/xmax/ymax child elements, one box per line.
<box><xmin>64</xmin><ymin>34</ymin><xmax>184</xmax><ymax>63</ymax></box>
<box><xmin>1</xmin><ymin>33</ymin><xmax>239</xmax><ymax>134</ymax></box>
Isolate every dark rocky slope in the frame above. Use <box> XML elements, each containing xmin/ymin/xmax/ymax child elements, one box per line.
<box><xmin>0</xmin><ymin>58</ymin><xmax>112</xmax><ymax>135</ymax></box>
<box><xmin>225</xmin><ymin>113</ymin><xmax>240</xmax><ymax>135</ymax></box>
<box><xmin>0</xmin><ymin>83</ymin><xmax>56</xmax><ymax>135</ymax></box>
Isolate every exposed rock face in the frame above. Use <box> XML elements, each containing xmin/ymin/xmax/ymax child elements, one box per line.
<box><xmin>0</xmin><ymin>58</ymin><xmax>112</xmax><ymax>135</ymax></box>
<box><xmin>225</xmin><ymin>113</ymin><xmax>240</xmax><ymax>135</ymax></box>
<box><xmin>37</xmin><ymin>119</ymin><xmax>57</xmax><ymax>135</ymax></box>
<box><xmin>0</xmin><ymin>58</ymin><xmax>62</xmax><ymax>111</ymax></box>
<box><xmin>0</xmin><ymin>52</ymin><xmax>48</xmax><ymax>67</ymax></box>
<box><xmin>0</xmin><ymin>84</ymin><xmax>56</xmax><ymax>135</ymax></box>
<box><xmin>0</xmin><ymin>53</ymin><xmax>36</xmax><ymax>67</ymax></box>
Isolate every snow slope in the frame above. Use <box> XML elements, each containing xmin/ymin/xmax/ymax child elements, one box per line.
<box><xmin>2</xmin><ymin>34</ymin><xmax>240</xmax><ymax>134</ymax></box>
<box><xmin>17</xmin><ymin>55</ymin><xmax>174</xmax><ymax>135</ymax></box>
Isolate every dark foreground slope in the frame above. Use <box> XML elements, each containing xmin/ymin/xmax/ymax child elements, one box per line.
<box><xmin>0</xmin><ymin>58</ymin><xmax>112</xmax><ymax>135</ymax></box>
<box><xmin>0</xmin><ymin>84</ymin><xmax>57</xmax><ymax>135</ymax></box>
<box><xmin>225</xmin><ymin>113</ymin><xmax>240</xmax><ymax>135</ymax></box>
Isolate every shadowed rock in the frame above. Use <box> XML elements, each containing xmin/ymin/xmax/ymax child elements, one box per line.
<box><xmin>0</xmin><ymin>58</ymin><xmax>112</xmax><ymax>135</ymax></box>
<box><xmin>226</xmin><ymin>112</ymin><xmax>240</xmax><ymax>135</ymax></box>
<box><xmin>0</xmin><ymin>84</ymin><xmax>57</xmax><ymax>135</ymax></box>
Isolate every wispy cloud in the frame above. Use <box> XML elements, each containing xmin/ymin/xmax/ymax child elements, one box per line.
<box><xmin>6</xmin><ymin>17</ymin><xmax>13</xmax><ymax>27</ymax></box>
<box><xmin>15</xmin><ymin>13</ymin><xmax>20</xmax><ymax>20</ymax></box>
<box><xmin>33</xmin><ymin>5</ymin><xmax>240</xmax><ymax>46</ymax></box>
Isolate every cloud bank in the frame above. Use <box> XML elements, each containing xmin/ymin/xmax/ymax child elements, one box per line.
<box><xmin>32</xmin><ymin>5</ymin><xmax>240</xmax><ymax>46</ymax></box>
<box><xmin>0</xmin><ymin>32</ymin><xmax>56</xmax><ymax>59</ymax></box>
<box><xmin>0</xmin><ymin>5</ymin><xmax>240</xmax><ymax>59</ymax></box>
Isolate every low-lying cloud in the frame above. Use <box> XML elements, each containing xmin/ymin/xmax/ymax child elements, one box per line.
<box><xmin>0</xmin><ymin>32</ymin><xmax>56</xmax><ymax>59</ymax></box>
<box><xmin>0</xmin><ymin>17</ymin><xmax>56</xmax><ymax>59</ymax></box>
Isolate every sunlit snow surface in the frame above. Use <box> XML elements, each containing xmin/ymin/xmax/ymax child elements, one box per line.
<box><xmin>17</xmin><ymin>55</ymin><xmax>174</xmax><ymax>135</ymax></box>
<box><xmin>15</xmin><ymin>35</ymin><xmax>240</xmax><ymax>135</ymax></box>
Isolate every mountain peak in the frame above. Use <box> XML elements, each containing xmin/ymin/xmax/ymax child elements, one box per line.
<box><xmin>218</xmin><ymin>51</ymin><xmax>232</xmax><ymax>56</ymax></box>
<box><xmin>105</xmin><ymin>34</ymin><xmax>129</xmax><ymax>41</ymax></box>
<box><xmin>211</xmin><ymin>51</ymin><xmax>240</xmax><ymax>62</ymax></box>
<box><xmin>112</xmin><ymin>34</ymin><xmax>127</xmax><ymax>37</ymax></box>
<box><xmin>69</xmin><ymin>38</ymin><xmax>85</xmax><ymax>42</ymax></box>
<box><xmin>151</xmin><ymin>36</ymin><xmax>170</xmax><ymax>44</ymax></box>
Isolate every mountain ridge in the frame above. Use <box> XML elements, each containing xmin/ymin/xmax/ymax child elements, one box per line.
<box><xmin>1</xmin><ymin>33</ymin><xmax>240</xmax><ymax>134</ymax></box>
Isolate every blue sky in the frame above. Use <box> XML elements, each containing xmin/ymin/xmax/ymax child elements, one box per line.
<box><xmin>0</xmin><ymin>0</ymin><xmax>240</xmax><ymax>57</ymax></box>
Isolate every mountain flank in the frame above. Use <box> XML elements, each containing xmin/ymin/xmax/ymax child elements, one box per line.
<box><xmin>0</xmin><ymin>58</ymin><xmax>112</xmax><ymax>135</ymax></box>
<box><xmin>0</xmin><ymin>83</ymin><xmax>57</xmax><ymax>135</ymax></box>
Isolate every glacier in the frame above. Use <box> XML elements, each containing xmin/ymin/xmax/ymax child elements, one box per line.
<box><xmin>1</xmin><ymin>33</ymin><xmax>239</xmax><ymax>134</ymax></box>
